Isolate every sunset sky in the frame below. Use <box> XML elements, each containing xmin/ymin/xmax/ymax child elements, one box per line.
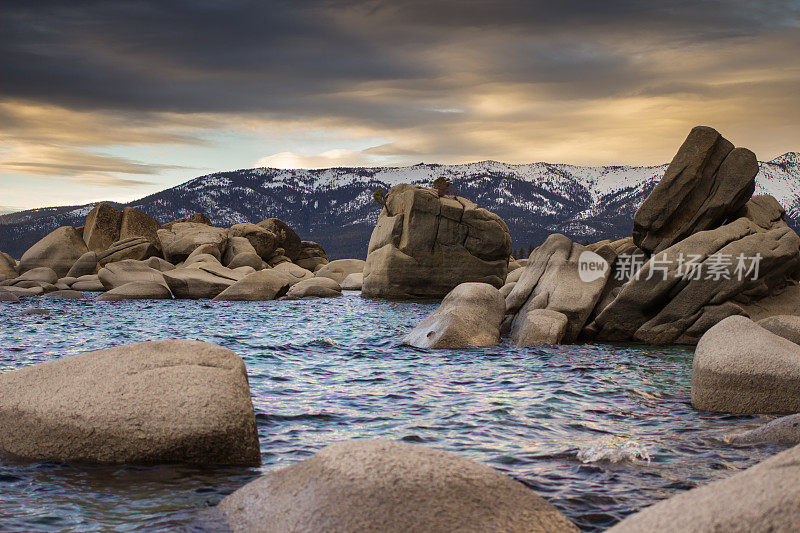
<box><xmin>2</xmin><ymin>0</ymin><xmax>799</xmax><ymax>211</ymax></box>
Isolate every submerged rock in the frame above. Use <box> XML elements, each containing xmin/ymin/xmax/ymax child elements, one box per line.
<box><xmin>44</xmin><ymin>290</ymin><xmax>85</xmax><ymax>300</ymax></box>
<box><xmin>218</xmin><ymin>439</ymin><xmax>577</xmax><ymax>533</ymax></box>
<box><xmin>0</xmin><ymin>340</ymin><xmax>260</xmax><ymax>465</ymax></box>
<box><xmin>0</xmin><ymin>291</ymin><xmax>20</xmax><ymax>302</ymax></box>
<box><xmin>608</xmin><ymin>442</ymin><xmax>800</xmax><ymax>532</ymax></box>
<box><xmin>362</xmin><ymin>185</ymin><xmax>511</xmax><ymax>299</ymax></box>
<box><xmin>692</xmin><ymin>316</ymin><xmax>800</xmax><ymax>414</ymax></box>
<box><xmin>403</xmin><ymin>282</ymin><xmax>505</xmax><ymax>349</ymax></box>
<box><xmin>727</xmin><ymin>414</ymin><xmax>800</xmax><ymax>446</ymax></box>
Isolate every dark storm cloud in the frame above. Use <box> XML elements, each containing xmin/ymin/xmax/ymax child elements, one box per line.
<box><xmin>2</xmin><ymin>0</ymin><xmax>797</xmax><ymax>124</ymax></box>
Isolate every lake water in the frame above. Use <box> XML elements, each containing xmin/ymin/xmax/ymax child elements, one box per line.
<box><xmin>0</xmin><ymin>292</ymin><xmax>785</xmax><ymax>531</ymax></box>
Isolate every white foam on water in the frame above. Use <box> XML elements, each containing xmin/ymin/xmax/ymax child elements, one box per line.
<box><xmin>577</xmin><ymin>438</ymin><xmax>651</xmax><ymax>464</ymax></box>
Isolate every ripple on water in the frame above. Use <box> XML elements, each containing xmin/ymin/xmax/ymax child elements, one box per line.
<box><xmin>0</xmin><ymin>293</ymin><xmax>786</xmax><ymax>531</ymax></box>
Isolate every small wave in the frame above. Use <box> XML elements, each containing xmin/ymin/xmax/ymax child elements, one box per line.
<box><xmin>577</xmin><ymin>438</ymin><xmax>651</xmax><ymax>464</ymax></box>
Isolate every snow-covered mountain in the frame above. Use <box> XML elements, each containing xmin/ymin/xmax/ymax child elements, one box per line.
<box><xmin>2</xmin><ymin>154</ymin><xmax>799</xmax><ymax>259</ymax></box>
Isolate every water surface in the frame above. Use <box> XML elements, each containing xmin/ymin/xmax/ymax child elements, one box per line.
<box><xmin>0</xmin><ymin>293</ymin><xmax>783</xmax><ymax>531</ymax></box>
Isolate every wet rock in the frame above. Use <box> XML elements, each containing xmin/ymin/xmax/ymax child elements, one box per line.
<box><xmin>757</xmin><ymin>315</ymin><xmax>800</xmax><ymax>345</ymax></box>
<box><xmin>608</xmin><ymin>442</ymin><xmax>800</xmax><ymax>532</ymax></box>
<box><xmin>727</xmin><ymin>414</ymin><xmax>800</xmax><ymax>446</ymax></box>
<box><xmin>0</xmin><ymin>340</ymin><xmax>260</xmax><ymax>465</ymax></box>
<box><xmin>96</xmin><ymin>282</ymin><xmax>173</xmax><ymax>301</ymax></box>
<box><xmin>692</xmin><ymin>316</ymin><xmax>800</xmax><ymax>414</ymax></box>
<box><xmin>19</xmin><ymin>308</ymin><xmax>51</xmax><ymax>316</ymax></box>
<box><xmin>98</xmin><ymin>260</ymin><xmax>167</xmax><ymax>291</ymax></box>
<box><xmin>506</xmin><ymin>234</ymin><xmax>614</xmax><ymax>344</ymax></box>
<box><xmin>257</xmin><ymin>218</ymin><xmax>302</xmax><ymax>260</ymax></box>
<box><xmin>403</xmin><ymin>282</ymin><xmax>505</xmax><ymax>349</ymax></box>
<box><xmin>512</xmin><ymin>309</ymin><xmax>569</xmax><ymax>347</ymax></box>
<box><xmin>157</xmin><ymin>223</ymin><xmax>228</xmax><ymax>264</ymax></box>
<box><xmin>633</xmin><ymin>126</ymin><xmax>757</xmax><ymax>254</ymax></box>
<box><xmin>0</xmin><ymin>291</ymin><xmax>20</xmax><ymax>302</ymax></box>
<box><xmin>362</xmin><ymin>185</ymin><xmax>511</xmax><ymax>299</ymax></box>
<box><xmin>83</xmin><ymin>203</ymin><xmax>124</xmax><ymax>253</ymax></box>
<box><xmin>18</xmin><ymin>226</ymin><xmax>89</xmax><ymax>277</ymax></box>
<box><xmin>341</xmin><ymin>272</ymin><xmax>363</xmax><ymax>290</ymax></box>
<box><xmin>285</xmin><ymin>277</ymin><xmax>342</xmax><ymax>299</ymax></box>
<box><xmin>66</xmin><ymin>251</ymin><xmax>98</xmax><ymax>278</ymax></box>
<box><xmin>315</xmin><ymin>259</ymin><xmax>366</xmax><ymax>285</ymax></box>
<box><xmin>218</xmin><ymin>439</ymin><xmax>577</xmax><ymax>533</ymax></box>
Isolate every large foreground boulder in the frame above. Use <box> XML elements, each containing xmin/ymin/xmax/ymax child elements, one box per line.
<box><xmin>633</xmin><ymin>126</ymin><xmax>758</xmax><ymax>255</ymax></box>
<box><xmin>506</xmin><ymin>234</ymin><xmax>614</xmax><ymax>344</ymax></box>
<box><xmin>362</xmin><ymin>185</ymin><xmax>512</xmax><ymax>299</ymax></box>
<box><xmin>608</xmin><ymin>442</ymin><xmax>800</xmax><ymax>532</ymax></box>
<box><xmin>692</xmin><ymin>316</ymin><xmax>800</xmax><ymax>414</ymax></box>
<box><xmin>157</xmin><ymin>223</ymin><xmax>228</xmax><ymax>263</ymax></box>
<box><xmin>0</xmin><ymin>340</ymin><xmax>260</xmax><ymax>465</ymax></box>
<box><xmin>217</xmin><ymin>439</ymin><xmax>577</xmax><ymax>533</ymax></box>
<box><xmin>18</xmin><ymin>226</ymin><xmax>89</xmax><ymax>277</ymax></box>
<box><xmin>83</xmin><ymin>202</ymin><xmax>123</xmax><ymax>252</ymax></box>
<box><xmin>403</xmin><ymin>283</ymin><xmax>505</xmax><ymax>349</ymax></box>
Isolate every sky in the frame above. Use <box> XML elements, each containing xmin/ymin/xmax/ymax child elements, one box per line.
<box><xmin>1</xmin><ymin>0</ymin><xmax>799</xmax><ymax>211</ymax></box>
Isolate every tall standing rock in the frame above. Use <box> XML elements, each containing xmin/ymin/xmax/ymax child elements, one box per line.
<box><xmin>119</xmin><ymin>207</ymin><xmax>161</xmax><ymax>245</ymax></box>
<box><xmin>362</xmin><ymin>184</ymin><xmax>511</xmax><ymax>299</ymax></box>
<box><xmin>633</xmin><ymin>126</ymin><xmax>758</xmax><ymax>254</ymax></box>
<box><xmin>18</xmin><ymin>226</ymin><xmax>89</xmax><ymax>277</ymax></box>
<box><xmin>83</xmin><ymin>202</ymin><xmax>124</xmax><ymax>252</ymax></box>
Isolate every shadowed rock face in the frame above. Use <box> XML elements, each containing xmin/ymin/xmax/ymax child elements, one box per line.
<box><xmin>608</xmin><ymin>441</ymin><xmax>800</xmax><ymax>533</ymax></box>
<box><xmin>218</xmin><ymin>439</ymin><xmax>578</xmax><ymax>533</ymax></box>
<box><xmin>362</xmin><ymin>184</ymin><xmax>512</xmax><ymax>299</ymax></box>
<box><xmin>633</xmin><ymin>126</ymin><xmax>758</xmax><ymax>255</ymax></box>
<box><xmin>0</xmin><ymin>340</ymin><xmax>260</xmax><ymax>466</ymax></box>
<box><xmin>257</xmin><ymin>218</ymin><xmax>301</xmax><ymax>261</ymax></box>
<box><xmin>83</xmin><ymin>203</ymin><xmax>124</xmax><ymax>253</ymax></box>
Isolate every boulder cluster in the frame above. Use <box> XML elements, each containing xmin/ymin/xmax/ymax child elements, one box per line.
<box><xmin>405</xmin><ymin>126</ymin><xmax>800</xmax><ymax>349</ymax></box>
<box><xmin>0</xmin><ymin>203</ymin><xmax>369</xmax><ymax>301</ymax></box>
<box><xmin>362</xmin><ymin>183</ymin><xmax>512</xmax><ymax>299</ymax></box>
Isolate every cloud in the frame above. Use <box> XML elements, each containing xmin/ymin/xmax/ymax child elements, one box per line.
<box><xmin>0</xmin><ymin>144</ymin><xmax>185</xmax><ymax>186</ymax></box>
<box><xmin>255</xmin><ymin>148</ymin><xmax>393</xmax><ymax>169</ymax></box>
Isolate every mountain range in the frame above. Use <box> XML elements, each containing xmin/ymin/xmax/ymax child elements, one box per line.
<box><xmin>2</xmin><ymin>152</ymin><xmax>799</xmax><ymax>260</ymax></box>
